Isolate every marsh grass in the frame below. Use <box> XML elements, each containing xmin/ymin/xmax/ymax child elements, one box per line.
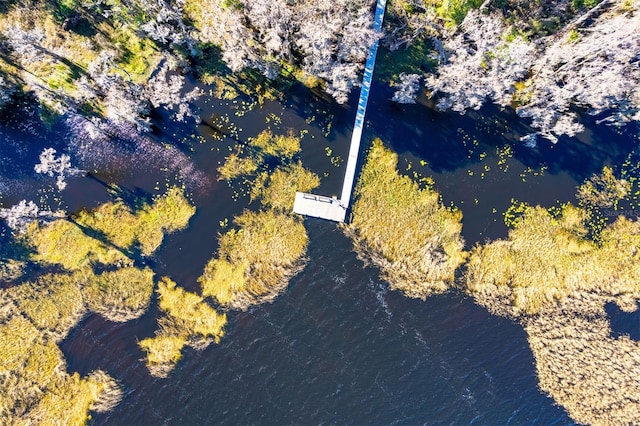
<box><xmin>467</xmin><ymin>203</ymin><xmax>640</xmax><ymax>316</ymax></box>
<box><xmin>199</xmin><ymin>210</ymin><xmax>308</xmax><ymax>310</ymax></box>
<box><xmin>577</xmin><ymin>165</ymin><xmax>630</xmax><ymax>209</ymax></box>
<box><xmin>218</xmin><ymin>152</ymin><xmax>259</xmax><ymax>181</ymax></box>
<box><xmin>75</xmin><ymin>187</ymin><xmax>196</xmax><ymax>256</ymax></box>
<box><xmin>525</xmin><ymin>292</ymin><xmax>640</xmax><ymax>426</ymax></box>
<box><xmin>247</xmin><ymin>130</ymin><xmax>301</xmax><ymax>161</ymax></box>
<box><xmin>250</xmin><ymin>162</ymin><xmax>320</xmax><ymax>211</ymax></box>
<box><xmin>0</xmin><ymin>188</ymin><xmax>194</xmax><ymax>420</ymax></box>
<box><xmin>140</xmin><ymin>277</ymin><xmax>227</xmax><ymax>377</ymax></box>
<box><xmin>23</xmin><ymin>371</ymin><xmax>121</xmax><ymax>426</ymax></box>
<box><xmin>26</xmin><ymin>219</ymin><xmax>130</xmax><ymax>271</ymax></box>
<box><xmin>218</xmin><ymin>130</ymin><xmax>303</xmax><ymax>182</ymax></box>
<box><xmin>26</xmin><ymin>186</ymin><xmax>195</xmax><ymax>270</ymax></box>
<box><xmin>345</xmin><ymin>139</ymin><xmax>466</xmax><ymax>299</ymax></box>
<box><xmin>139</xmin><ymin>334</ymin><xmax>188</xmax><ymax>378</ymax></box>
<box><xmin>8</xmin><ymin>273</ymin><xmax>87</xmax><ymax>341</ymax></box>
<box><xmin>82</xmin><ymin>267</ymin><xmax>155</xmax><ymax>322</ymax></box>
<box><xmin>0</xmin><ymin>312</ymin><xmax>121</xmax><ymax>424</ymax></box>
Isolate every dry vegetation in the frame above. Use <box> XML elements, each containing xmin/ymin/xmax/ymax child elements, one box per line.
<box><xmin>0</xmin><ymin>187</ymin><xmax>195</xmax><ymax>422</ymax></box>
<box><xmin>0</xmin><ymin>0</ymin><xmax>162</xmax><ymax>110</ymax></box>
<box><xmin>0</xmin><ymin>308</ymin><xmax>122</xmax><ymax>425</ymax></box>
<box><xmin>26</xmin><ymin>218</ymin><xmax>130</xmax><ymax>271</ymax></box>
<box><xmin>139</xmin><ymin>277</ymin><xmax>227</xmax><ymax>377</ymax></box>
<box><xmin>524</xmin><ymin>293</ymin><xmax>640</xmax><ymax>426</ymax></box>
<box><xmin>344</xmin><ymin>138</ymin><xmax>466</xmax><ymax>299</ymax></box>
<box><xmin>466</xmin><ymin>203</ymin><xmax>640</xmax><ymax>316</ymax></box>
<box><xmin>199</xmin><ymin>210</ymin><xmax>308</xmax><ymax>310</ymax></box>
<box><xmin>466</xmin><ymin>201</ymin><xmax>640</xmax><ymax>424</ymax></box>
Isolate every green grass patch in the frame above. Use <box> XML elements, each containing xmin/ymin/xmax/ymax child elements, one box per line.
<box><xmin>376</xmin><ymin>40</ymin><xmax>436</xmax><ymax>84</ymax></box>
<box><xmin>345</xmin><ymin>139</ymin><xmax>467</xmax><ymax>299</ymax></box>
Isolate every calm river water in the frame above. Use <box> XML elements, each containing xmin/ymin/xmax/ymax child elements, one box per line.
<box><xmin>3</xmin><ymin>73</ymin><xmax>639</xmax><ymax>424</ymax></box>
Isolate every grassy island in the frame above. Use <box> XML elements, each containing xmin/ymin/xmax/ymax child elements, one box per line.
<box><xmin>199</xmin><ymin>210</ymin><xmax>308</xmax><ymax>310</ymax></box>
<box><xmin>345</xmin><ymin>139</ymin><xmax>467</xmax><ymax>299</ymax></box>
<box><xmin>0</xmin><ymin>307</ymin><xmax>122</xmax><ymax>425</ymax></box>
<box><xmin>0</xmin><ymin>186</ymin><xmax>195</xmax><ymax>422</ymax></box>
<box><xmin>140</xmin><ymin>277</ymin><xmax>227</xmax><ymax>377</ymax></box>
<box><xmin>466</xmin><ymin>202</ymin><xmax>640</xmax><ymax>424</ymax></box>
<box><xmin>203</xmin><ymin>130</ymin><xmax>317</xmax><ymax>310</ymax></box>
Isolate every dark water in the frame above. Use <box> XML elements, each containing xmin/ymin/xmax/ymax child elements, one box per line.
<box><xmin>4</xmin><ymin>75</ymin><xmax>638</xmax><ymax>424</ymax></box>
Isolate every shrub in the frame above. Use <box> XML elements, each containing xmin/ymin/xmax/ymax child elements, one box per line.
<box><xmin>345</xmin><ymin>139</ymin><xmax>467</xmax><ymax>299</ymax></box>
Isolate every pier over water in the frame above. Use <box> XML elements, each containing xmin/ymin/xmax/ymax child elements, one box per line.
<box><xmin>293</xmin><ymin>0</ymin><xmax>387</xmax><ymax>223</ymax></box>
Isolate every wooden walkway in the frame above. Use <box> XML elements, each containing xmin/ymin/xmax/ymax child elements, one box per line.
<box><xmin>293</xmin><ymin>0</ymin><xmax>387</xmax><ymax>223</ymax></box>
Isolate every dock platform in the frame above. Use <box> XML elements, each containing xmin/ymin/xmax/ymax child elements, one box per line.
<box><xmin>292</xmin><ymin>0</ymin><xmax>386</xmax><ymax>223</ymax></box>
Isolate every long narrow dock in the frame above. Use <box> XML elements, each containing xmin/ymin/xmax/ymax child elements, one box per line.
<box><xmin>293</xmin><ymin>0</ymin><xmax>386</xmax><ymax>223</ymax></box>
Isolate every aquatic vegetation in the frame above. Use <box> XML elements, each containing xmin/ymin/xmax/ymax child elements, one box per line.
<box><xmin>82</xmin><ymin>267</ymin><xmax>155</xmax><ymax>322</ymax></box>
<box><xmin>8</xmin><ymin>273</ymin><xmax>87</xmax><ymax>341</ymax></box>
<box><xmin>467</xmin><ymin>202</ymin><xmax>640</xmax><ymax>424</ymax></box>
<box><xmin>0</xmin><ymin>187</ymin><xmax>197</xmax><ymax>420</ymax></box>
<box><xmin>466</xmin><ymin>203</ymin><xmax>640</xmax><ymax>316</ymax></box>
<box><xmin>525</xmin><ymin>293</ymin><xmax>640</xmax><ymax>426</ymax></box>
<box><xmin>0</xmin><ymin>311</ymin><xmax>121</xmax><ymax>425</ymax></box>
<box><xmin>577</xmin><ymin>165</ymin><xmax>630</xmax><ymax>209</ymax></box>
<box><xmin>26</xmin><ymin>219</ymin><xmax>130</xmax><ymax>271</ymax></box>
<box><xmin>199</xmin><ymin>210</ymin><xmax>308</xmax><ymax>310</ymax></box>
<box><xmin>218</xmin><ymin>152</ymin><xmax>259</xmax><ymax>181</ymax></box>
<box><xmin>139</xmin><ymin>334</ymin><xmax>188</xmax><ymax>378</ymax></box>
<box><xmin>248</xmin><ymin>130</ymin><xmax>301</xmax><ymax>161</ymax></box>
<box><xmin>75</xmin><ymin>186</ymin><xmax>196</xmax><ymax>256</ymax></box>
<box><xmin>250</xmin><ymin>163</ymin><xmax>320</xmax><ymax>211</ymax></box>
<box><xmin>345</xmin><ymin>139</ymin><xmax>466</xmax><ymax>299</ymax></box>
<box><xmin>218</xmin><ymin>130</ymin><xmax>303</xmax><ymax>182</ymax></box>
<box><xmin>24</xmin><ymin>370</ymin><xmax>122</xmax><ymax>426</ymax></box>
<box><xmin>140</xmin><ymin>277</ymin><xmax>227</xmax><ymax>377</ymax></box>
<box><xmin>26</xmin><ymin>186</ymin><xmax>195</xmax><ymax>269</ymax></box>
